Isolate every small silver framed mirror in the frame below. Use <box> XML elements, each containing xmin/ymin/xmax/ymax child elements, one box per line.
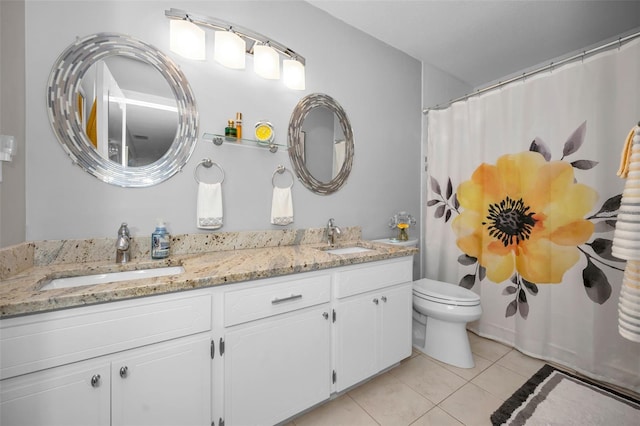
<box><xmin>46</xmin><ymin>33</ymin><xmax>198</xmax><ymax>187</ymax></box>
<box><xmin>288</xmin><ymin>93</ymin><xmax>354</xmax><ymax>195</ymax></box>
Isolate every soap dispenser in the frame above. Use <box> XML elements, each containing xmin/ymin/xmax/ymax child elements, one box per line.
<box><xmin>151</xmin><ymin>220</ymin><xmax>170</xmax><ymax>259</ymax></box>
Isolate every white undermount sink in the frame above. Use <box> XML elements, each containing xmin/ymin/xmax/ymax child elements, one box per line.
<box><xmin>324</xmin><ymin>246</ymin><xmax>375</xmax><ymax>255</ymax></box>
<box><xmin>40</xmin><ymin>266</ymin><xmax>185</xmax><ymax>291</ymax></box>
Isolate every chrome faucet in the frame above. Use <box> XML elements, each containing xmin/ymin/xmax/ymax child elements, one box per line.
<box><xmin>326</xmin><ymin>218</ymin><xmax>342</xmax><ymax>246</ymax></box>
<box><xmin>115</xmin><ymin>223</ymin><xmax>131</xmax><ymax>264</ymax></box>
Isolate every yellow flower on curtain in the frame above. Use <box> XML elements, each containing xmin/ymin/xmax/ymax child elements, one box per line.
<box><xmin>428</xmin><ymin>121</ymin><xmax>626</xmax><ymax>318</ymax></box>
<box><xmin>452</xmin><ymin>151</ymin><xmax>597</xmax><ymax>284</ymax></box>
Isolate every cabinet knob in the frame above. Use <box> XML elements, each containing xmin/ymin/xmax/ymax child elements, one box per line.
<box><xmin>323</xmin><ymin>312</ymin><xmax>329</xmax><ymax>320</ymax></box>
<box><xmin>373</xmin><ymin>298</ymin><xmax>379</xmax><ymax>305</ymax></box>
<box><xmin>90</xmin><ymin>374</ymin><xmax>101</xmax><ymax>388</ymax></box>
<box><xmin>119</xmin><ymin>366</ymin><xmax>129</xmax><ymax>378</ymax></box>
<box><xmin>381</xmin><ymin>296</ymin><xmax>387</xmax><ymax>303</ymax></box>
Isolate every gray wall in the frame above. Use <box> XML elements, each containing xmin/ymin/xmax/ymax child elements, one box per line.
<box><xmin>422</xmin><ymin>61</ymin><xmax>472</xmax><ymax>110</ymax></box>
<box><xmin>23</xmin><ymin>0</ymin><xmax>423</xmax><ymax>242</ymax></box>
<box><xmin>0</xmin><ymin>0</ymin><xmax>26</xmax><ymax>248</ymax></box>
<box><xmin>0</xmin><ymin>0</ymin><xmax>472</xmax><ymax>249</ymax></box>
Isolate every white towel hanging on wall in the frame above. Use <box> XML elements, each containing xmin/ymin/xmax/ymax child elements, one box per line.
<box><xmin>271</xmin><ymin>187</ymin><xmax>293</xmax><ymax>225</ymax></box>
<box><xmin>271</xmin><ymin>165</ymin><xmax>294</xmax><ymax>225</ymax></box>
<box><xmin>197</xmin><ymin>182</ymin><xmax>223</xmax><ymax>229</ymax></box>
<box><xmin>194</xmin><ymin>159</ymin><xmax>225</xmax><ymax>230</ymax></box>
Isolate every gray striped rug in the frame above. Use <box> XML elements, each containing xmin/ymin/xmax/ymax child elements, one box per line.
<box><xmin>491</xmin><ymin>364</ymin><xmax>640</xmax><ymax>425</ymax></box>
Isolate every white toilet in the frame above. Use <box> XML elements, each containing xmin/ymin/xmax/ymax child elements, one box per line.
<box><xmin>412</xmin><ymin>278</ymin><xmax>482</xmax><ymax>368</ymax></box>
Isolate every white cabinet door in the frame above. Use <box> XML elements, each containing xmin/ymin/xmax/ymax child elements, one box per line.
<box><xmin>379</xmin><ymin>283</ymin><xmax>413</xmax><ymax>370</ymax></box>
<box><xmin>0</xmin><ymin>359</ymin><xmax>110</xmax><ymax>426</ymax></box>
<box><xmin>224</xmin><ymin>306</ymin><xmax>331</xmax><ymax>426</ymax></box>
<box><xmin>334</xmin><ymin>282</ymin><xmax>412</xmax><ymax>392</ymax></box>
<box><xmin>1</xmin><ymin>335</ymin><xmax>211</xmax><ymax>426</ymax></box>
<box><xmin>111</xmin><ymin>335</ymin><xmax>211</xmax><ymax>426</ymax></box>
<box><xmin>333</xmin><ymin>294</ymin><xmax>378</xmax><ymax>392</ymax></box>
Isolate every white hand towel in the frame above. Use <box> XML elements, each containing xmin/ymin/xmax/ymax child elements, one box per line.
<box><xmin>197</xmin><ymin>182</ymin><xmax>223</xmax><ymax>229</ymax></box>
<box><xmin>271</xmin><ymin>186</ymin><xmax>293</xmax><ymax>225</ymax></box>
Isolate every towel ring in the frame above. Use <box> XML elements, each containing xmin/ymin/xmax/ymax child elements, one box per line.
<box><xmin>272</xmin><ymin>165</ymin><xmax>294</xmax><ymax>189</ymax></box>
<box><xmin>194</xmin><ymin>158</ymin><xmax>225</xmax><ymax>184</ymax></box>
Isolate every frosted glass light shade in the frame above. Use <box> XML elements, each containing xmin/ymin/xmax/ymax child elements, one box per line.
<box><xmin>254</xmin><ymin>45</ymin><xmax>280</xmax><ymax>79</ymax></box>
<box><xmin>283</xmin><ymin>59</ymin><xmax>305</xmax><ymax>90</ymax></box>
<box><xmin>169</xmin><ymin>20</ymin><xmax>205</xmax><ymax>60</ymax></box>
<box><xmin>214</xmin><ymin>31</ymin><xmax>246</xmax><ymax>69</ymax></box>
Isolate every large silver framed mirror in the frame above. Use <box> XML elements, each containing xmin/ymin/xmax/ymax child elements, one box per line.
<box><xmin>46</xmin><ymin>33</ymin><xmax>198</xmax><ymax>187</ymax></box>
<box><xmin>288</xmin><ymin>93</ymin><xmax>354</xmax><ymax>195</ymax></box>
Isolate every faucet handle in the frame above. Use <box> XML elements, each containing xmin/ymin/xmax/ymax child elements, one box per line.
<box><xmin>118</xmin><ymin>222</ymin><xmax>130</xmax><ymax>236</ymax></box>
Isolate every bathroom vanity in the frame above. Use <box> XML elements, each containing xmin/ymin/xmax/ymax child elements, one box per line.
<box><xmin>0</xmin><ymin>232</ymin><xmax>415</xmax><ymax>426</ymax></box>
<box><xmin>0</xmin><ymin>291</ymin><xmax>212</xmax><ymax>426</ymax></box>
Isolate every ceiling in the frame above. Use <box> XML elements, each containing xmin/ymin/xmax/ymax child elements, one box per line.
<box><xmin>306</xmin><ymin>0</ymin><xmax>640</xmax><ymax>89</ymax></box>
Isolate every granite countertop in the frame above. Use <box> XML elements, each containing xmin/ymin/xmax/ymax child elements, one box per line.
<box><xmin>0</xmin><ymin>237</ymin><xmax>417</xmax><ymax>318</ymax></box>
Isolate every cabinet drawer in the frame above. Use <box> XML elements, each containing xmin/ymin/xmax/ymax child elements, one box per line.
<box><xmin>1</xmin><ymin>292</ymin><xmax>211</xmax><ymax>380</ymax></box>
<box><xmin>224</xmin><ymin>274</ymin><xmax>331</xmax><ymax>327</ymax></box>
<box><xmin>333</xmin><ymin>257</ymin><xmax>413</xmax><ymax>299</ymax></box>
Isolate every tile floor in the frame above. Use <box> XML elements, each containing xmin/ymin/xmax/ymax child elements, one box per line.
<box><xmin>289</xmin><ymin>332</ymin><xmax>546</xmax><ymax>426</ymax></box>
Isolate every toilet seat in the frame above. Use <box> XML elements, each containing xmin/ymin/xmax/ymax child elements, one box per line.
<box><xmin>413</xmin><ymin>278</ymin><xmax>480</xmax><ymax>307</ymax></box>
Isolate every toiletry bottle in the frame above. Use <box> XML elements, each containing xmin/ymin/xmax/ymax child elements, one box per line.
<box><xmin>235</xmin><ymin>112</ymin><xmax>243</xmax><ymax>140</ymax></box>
<box><xmin>225</xmin><ymin>120</ymin><xmax>237</xmax><ymax>141</ymax></box>
<box><xmin>151</xmin><ymin>220</ymin><xmax>170</xmax><ymax>259</ymax></box>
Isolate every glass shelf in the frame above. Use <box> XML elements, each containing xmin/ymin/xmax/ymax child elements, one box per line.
<box><xmin>202</xmin><ymin>133</ymin><xmax>285</xmax><ymax>153</ymax></box>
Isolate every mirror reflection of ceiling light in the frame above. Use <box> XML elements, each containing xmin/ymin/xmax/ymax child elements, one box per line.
<box><xmin>108</xmin><ymin>96</ymin><xmax>178</xmax><ymax>112</ymax></box>
<box><xmin>166</xmin><ymin>8</ymin><xmax>305</xmax><ymax>89</ymax></box>
<box><xmin>169</xmin><ymin>19</ymin><xmax>205</xmax><ymax>60</ymax></box>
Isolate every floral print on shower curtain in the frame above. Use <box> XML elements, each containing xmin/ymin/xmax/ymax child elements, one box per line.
<box><xmin>428</xmin><ymin>122</ymin><xmax>623</xmax><ymax>318</ymax></box>
<box><xmin>423</xmin><ymin>37</ymin><xmax>640</xmax><ymax>393</ymax></box>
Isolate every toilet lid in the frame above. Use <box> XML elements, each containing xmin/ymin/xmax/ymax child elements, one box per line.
<box><xmin>413</xmin><ymin>278</ymin><xmax>480</xmax><ymax>305</ymax></box>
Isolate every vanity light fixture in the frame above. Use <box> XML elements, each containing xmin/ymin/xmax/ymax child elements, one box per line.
<box><xmin>254</xmin><ymin>43</ymin><xmax>280</xmax><ymax>79</ymax></box>
<box><xmin>165</xmin><ymin>8</ymin><xmax>305</xmax><ymax>89</ymax></box>
<box><xmin>283</xmin><ymin>57</ymin><xmax>306</xmax><ymax>90</ymax></box>
<box><xmin>169</xmin><ymin>18</ymin><xmax>205</xmax><ymax>60</ymax></box>
<box><xmin>214</xmin><ymin>29</ymin><xmax>246</xmax><ymax>69</ymax></box>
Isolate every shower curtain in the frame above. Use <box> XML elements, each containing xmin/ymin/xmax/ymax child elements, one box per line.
<box><xmin>424</xmin><ymin>37</ymin><xmax>640</xmax><ymax>392</ymax></box>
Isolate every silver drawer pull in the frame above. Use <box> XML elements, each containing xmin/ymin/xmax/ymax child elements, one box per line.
<box><xmin>271</xmin><ymin>294</ymin><xmax>303</xmax><ymax>304</ymax></box>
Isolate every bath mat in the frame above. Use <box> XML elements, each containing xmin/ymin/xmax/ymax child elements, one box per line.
<box><xmin>491</xmin><ymin>364</ymin><xmax>640</xmax><ymax>425</ymax></box>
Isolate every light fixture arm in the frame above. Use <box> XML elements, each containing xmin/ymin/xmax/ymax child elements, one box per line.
<box><xmin>165</xmin><ymin>8</ymin><xmax>305</xmax><ymax>66</ymax></box>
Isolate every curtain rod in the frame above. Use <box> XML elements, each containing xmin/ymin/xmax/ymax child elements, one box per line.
<box><xmin>423</xmin><ymin>30</ymin><xmax>640</xmax><ymax>114</ymax></box>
